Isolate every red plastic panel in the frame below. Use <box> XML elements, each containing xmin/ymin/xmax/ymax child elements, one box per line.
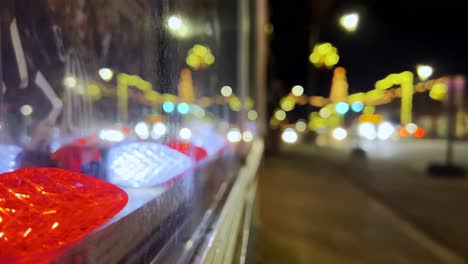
<box><xmin>166</xmin><ymin>140</ymin><xmax>208</xmax><ymax>161</ymax></box>
<box><xmin>0</xmin><ymin>168</ymin><xmax>128</xmax><ymax>262</ymax></box>
<box><xmin>52</xmin><ymin>144</ymin><xmax>101</xmax><ymax>172</ymax></box>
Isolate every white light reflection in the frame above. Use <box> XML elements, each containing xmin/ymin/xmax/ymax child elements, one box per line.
<box><xmin>377</xmin><ymin>122</ymin><xmax>395</xmax><ymax>140</ymax></box>
<box><xmin>332</xmin><ymin>127</ymin><xmax>347</xmax><ymax>141</ymax></box>
<box><xmin>179</xmin><ymin>128</ymin><xmax>192</xmax><ymax>140</ymax></box>
<box><xmin>291</xmin><ymin>85</ymin><xmax>304</xmax><ymax>96</ymax></box>
<box><xmin>107</xmin><ymin>142</ymin><xmax>192</xmax><ymax>187</ymax></box>
<box><xmin>358</xmin><ymin>122</ymin><xmax>377</xmax><ymax>140</ymax></box>
<box><xmin>340</xmin><ymin>13</ymin><xmax>359</xmax><ymax>32</ymax></box>
<box><xmin>319</xmin><ymin>108</ymin><xmax>331</xmax><ymax>119</ymax></box>
<box><xmin>0</xmin><ymin>144</ymin><xmax>21</xmax><ymax>173</ymax></box>
<box><xmin>221</xmin><ymin>86</ymin><xmax>233</xmax><ymax>97</ymax></box>
<box><xmin>227</xmin><ymin>128</ymin><xmax>242</xmax><ymax>143</ymax></box>
<box><xmin>295</xmin><ymin>120</ymin><xmax>307</xmax><ymax>133</ymax></box>
<box><xmin>242</xmin><ymin>131</ymin><xmax>253</xmax><ymax>142</ymax></box>
<box><xmin>167</xmin><ymin>16</ymin><xmax>189</xmax><ymax>38</ymax></box>
<box><xmin>20</xmin><ymin>105</ymin><xmax>33</xmax><ymax>116</ymax></box>
<box><xmin>151</xmin><ymin>122</ymin><xmax>167</xmax><ymax>139</ymax></box>
<box><xmin>99</xmin><ymin>129</ymin><xmax>125</xmax><ymax>142</ymax></box>
<box><xmin>417</xmin><ymin>65</ymin><xmax>433</xmax><ymax>81</ymax></box>
<box><xmin>98</xmin><ymin>68</ymin><xmax>113</xmax><ymax>81</ymax></box>
<box><xmin>135</xmin><ymin>122</ymin><xmax>149</xmax><ymax>140</ymax></box>
<box><xmin>63</xmin><ymin>76</ymin><xmax>77</xmax><ymax>88</ymax></box>
<box><xmin>281</xmin><ymin>128</ymin><xmax>298</xmax><ymax>144</ymax></box>
<box><xmin>274</xmin><ymin>110</ymin><xmax>286</xmax><ymax>121</ymax></box>
<box><xmin>247</xmin><ymin>110</ymin><xmax>258</xmax><ymax>121</ymax></box>
<box><xmin>406</xmin><ymin>123</ymin><xmax>418</xmax><ymax>134</ymax></box>
<box><xmin>168</xmin><ymin>16</ymin><xmax>182</xmax><ymax>30</ymax></box>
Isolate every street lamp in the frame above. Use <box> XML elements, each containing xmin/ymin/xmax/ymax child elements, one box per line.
<box><xmin>167</xmin><ymin>15</ymin><xmax>189</xmax><ymax>38</ymax></box>
<box><xmin>220</xmin><ymin>86</ymin><xmax>233</xmax><ymax>97</ymax></box>
<box><xmin>167</xmin><ymin>16</ymin><xmax>182</xmax><ymax>30</ymax></box>
<box><xmin>416</xmin><ymin>65</ymin><xmax>433</xmax><ymax>81</ymax></box>
<box><xmin>339</xmin><ymin>13</ymin><xmax>359</xmax><ymax>32</ymax></box>
<box><xmin>291</xmin><ymin>85</ymin><xmax>304</xmax><ymax>96</ymax></box>
<box><xmin>98</xmin><ymin>68</ymin><xmax>113</xmax><ymax>81</ymax></box>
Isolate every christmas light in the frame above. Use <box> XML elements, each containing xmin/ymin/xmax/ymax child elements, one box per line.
<box><xmin>107</xmin><ymin>142</ymin><xmax>192</xmax><ymax>187</ymax></box>
<box><xmin>0</xmin><ymin>168</ymin><xmax>127</xmax><ymax>261</ymax></box>
<box><xmin>332</xmin><ymin>128</ymin><xmax>347</xmax><ymax>141</ymax></box>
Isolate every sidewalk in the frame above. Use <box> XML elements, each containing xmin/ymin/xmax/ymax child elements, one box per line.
<box><xmin>253</xmin><ymin>147</ymin><xmax>457</xmax><ymax>263</ymax></box>
<box><xmin>343</xmin><ymin>149</ymin><xmax>468</xmax><ymax>261</ymax></box>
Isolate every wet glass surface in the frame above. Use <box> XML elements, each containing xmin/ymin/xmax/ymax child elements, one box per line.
<box><xmin>0</xmin><ymin>0</ymin><xmax>258</xmax><ymax>262</ymax></box>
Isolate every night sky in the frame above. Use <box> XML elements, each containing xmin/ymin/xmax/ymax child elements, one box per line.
<box><xmin>270</xmin><ymin>0</ymin><xmax>468</xmax><ymax>98</ymax></box>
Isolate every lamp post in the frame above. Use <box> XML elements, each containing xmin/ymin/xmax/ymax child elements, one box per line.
<box><xmin>428</xmin><ymin>75</ymin><xmax>465</xmax><ymax>177</ymax></box>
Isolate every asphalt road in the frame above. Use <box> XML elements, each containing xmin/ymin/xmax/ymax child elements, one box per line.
<box><xmin>352</xmin><ymin>139</ymin><xmax>468</xmax><ymax>172</ymax></box>
<box><xmin>253</xmin><ymin>139</ymin><xmax>468</xmax><ymax>263</ymax></box>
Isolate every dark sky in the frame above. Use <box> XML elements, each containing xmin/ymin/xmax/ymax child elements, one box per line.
<box><xmin>270</xmin><ymin>0</ymin><xmax>468</xmax><ymax>97</ymax></box>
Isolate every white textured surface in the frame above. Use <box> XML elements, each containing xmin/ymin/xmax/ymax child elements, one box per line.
<box><xmin>107</xmin><ymin>142</ymin><xmax>192</xmax><ymax>187</ymax></box>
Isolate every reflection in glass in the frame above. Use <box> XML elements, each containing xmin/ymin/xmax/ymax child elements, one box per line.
<box><xmin>107</xmin><ymin>142</ymin><xmax>192</xmax><ymax>187</ymax></box>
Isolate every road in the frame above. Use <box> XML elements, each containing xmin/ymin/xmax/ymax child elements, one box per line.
<box><xmin>253</xmin><ymin>139</ymin><xmax>468</xmax><ymax>263</ymax></box>
<box><xmin>351</xmin><ymin>139</ymin><xmax>468</xmax><ymax>172</ymax></box>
